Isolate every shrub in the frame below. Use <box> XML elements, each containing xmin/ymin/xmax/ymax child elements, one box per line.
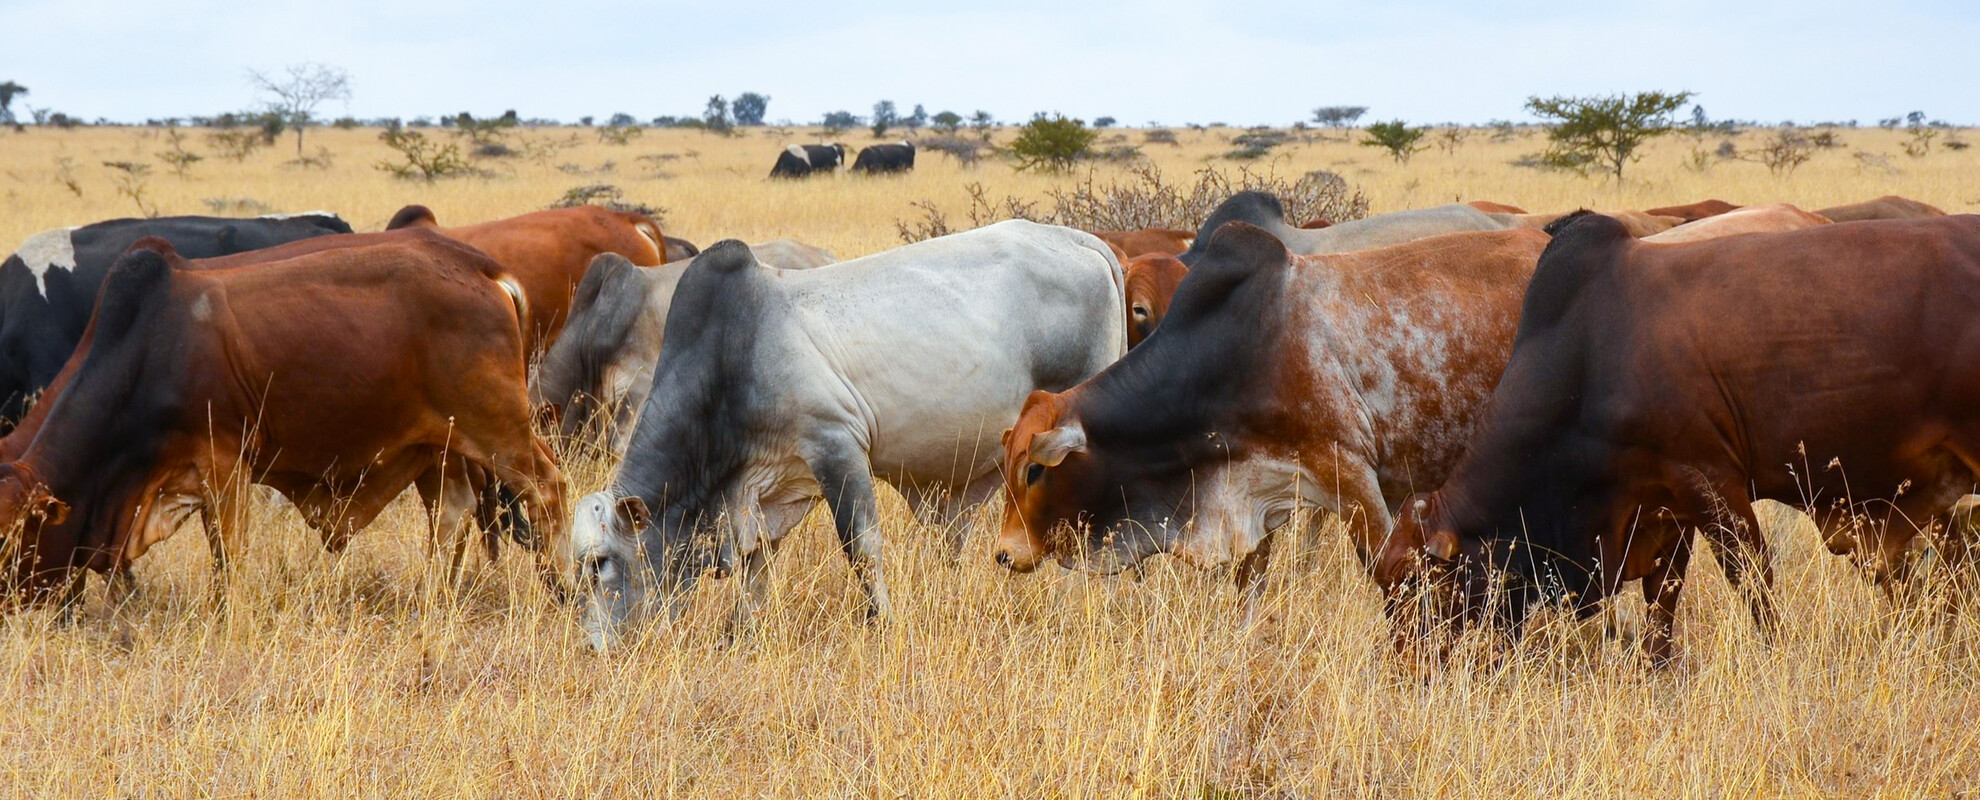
<box><xmin>1361</xmin><ymin>121</ymin><xmax>1428</xmax><ymax>163</ymax></box>
<box><xmin>155</xmin><ymin>129</ymin><xmax>202</xmax><ymax>178</ymax></box>
<box><xmin>375</xmin><ymin>126</ymin><xmax>473</xmax><ymax>182</ymax></box>
<box><xmin>1144</xmin><ymin>129</ymin><xmax>1179</xmax><ymax>146</ymax></box>
<box><xmin>920</xmin><ymin>136</ymin><xmax>984</xmax><ymax>165</ymax></box>
<box><xmin>1745</xmin><ymin>127</ymin><xmax>1814</xmax><ymax>176</ymax></box>
<box><xmin>549</xmin><ymin>183</ymin><xmax>666</xmax><ymax>219</ymax></box>
<box><xmin>1525</xmin><ymin>91</ymin><xmax>1695</xmax><ymax>181</ymax></box>
<box><xmin>1009</xmin><ymin>114</ymin><xmax>1097</xmax><ymax>172</ymax></box>
<box><xmin>202</xmin><ymin>196</ymin><xmax>277</xmax><ymax>215</ymax></box>
<box><xmin>206</xmin><ymin>129</ymin><xmax>267</xmax><ymax>162</ymax></box>
<box><xmin>597</xmin><ymin>125</ymin><xmax>643</xmax><ymax>146</ymax></box>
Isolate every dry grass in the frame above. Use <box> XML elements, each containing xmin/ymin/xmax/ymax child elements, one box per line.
<box><xmin>1</xmin><ymin>124</ymin><xmax>1979</xmax><ymax>797</ymax></box>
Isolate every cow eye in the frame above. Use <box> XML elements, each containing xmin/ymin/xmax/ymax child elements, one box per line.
<box><xmin>1025</xmin><ymin>463</ymin><xmax>1045</xmax><ymax>485</ymax></box>
<box><xmin>1131</xmin><ymin>305</ymin><xmax>1149</xmax><ymax>320</ymax></box>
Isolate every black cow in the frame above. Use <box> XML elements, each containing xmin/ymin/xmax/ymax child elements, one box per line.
<box><xmin>851</xmin><ymin>141</ymin><xmax>915</xmax><ymax>174</ymax></box>
<box><xmin>0</xmin><ymin>213</ymin><xmax>352</xmax><ymax>427</ymax></box>
<box><xmin>769</xmin><ymin>144</ymin><xmax>848</xmax><ymax>178</ymax></box>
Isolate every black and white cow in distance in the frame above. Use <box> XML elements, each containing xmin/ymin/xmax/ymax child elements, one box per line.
<box><xmin>533</xmin><ymin>238</ymin><xmax>839</xmax><ymax>447</ymax></box>
<box><xmin>1176</xmin><ymin>192</ymin><xmax>1519</xmax><ymax>266</ymax></box>
<box><xmin>571</xmin><ymin>220</ymin><xmax>1126</xmax><ymax>649</ymax></box>
<box><xmin>0</xmin><ymin>213</ymin><xmax>353</xmax><ymax>427</ymax></box>
<box><xmin>769</xmin><ymin>143</ymin><xmax>849</xmax><ymax>178</ymax></box>
<box><xmin>851</xmin><ymin>141</ymin><xmax>915</xmax><ymax>174</ymax></box>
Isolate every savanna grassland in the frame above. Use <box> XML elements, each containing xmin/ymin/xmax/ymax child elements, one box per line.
<box><xmin>1</xmin><ymin>123</ymin><xmax>1979</xmax><ymax>798</ymax></box>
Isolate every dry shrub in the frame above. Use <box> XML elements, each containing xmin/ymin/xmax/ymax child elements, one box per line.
<box><xmin>548</xmin><ymin>183</ymin><xmax>666</xmax><ymax>219</ymax></box>
<box><xmin>919</xmin><ymin>135</ymin><xmax>984</xmax><ymax>166</ymax></box>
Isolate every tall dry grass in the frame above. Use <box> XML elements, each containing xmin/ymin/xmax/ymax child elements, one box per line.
<box><xmin>0</xmin><ymin>123</ymin><xmax>1977</xmax><ymax>797</ymax></box>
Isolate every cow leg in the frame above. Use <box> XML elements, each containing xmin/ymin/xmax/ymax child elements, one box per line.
<box><xmin>480</xmin><ymin>437</ymin><xmax>572</xmax><ymax>600</ymax></box>
<box><xmin>1311</xmin><ymin>458</ymin><xmax>1390</xmax><ymax>576</ymax></box>
<box><xmin>726</xmin><ymin>540</ymin><xmax>778</xmax><ymax>645</ymax></box>
<box><xmin>1693</xmin><ymin>482</ymin><xmax>1779</xmax><ymax>642</ymax></box>
<box><xmin>1640</xmin><ymin>533</ymin><xmax>1695</xmax><ymax>666</ymax></box>
<box><xmin>1235</xmin><ymin>531</ymin><xmax>1275</xmax><ymax>625</ymax></box>
<box><xmin>415</xmin><ymin>464</ymin><xmax>482</xmax><ymax>594</ymax></box>
<box><xmin>807</xmin><ymin>443</ymin><xmax>889</xmax><ymax>622</ymax></box>
<box><xmin>105</xmin><ymin>565</ymin><xmax>140</xmax><ymax>609</ymax></box>
<box><xmin>54</xmin><ymin>570</ymin><xmax>86</xmax><ymax>626</ymax></box>
<box><xmin>199</xmin><ymin>490</ymin><xmax>249</xmax><ymax>608</ymax></box>
<box><xmin>912</xmin><ymin>472</ymin><xmax>1001</xmax><ymax>559</ymax></box>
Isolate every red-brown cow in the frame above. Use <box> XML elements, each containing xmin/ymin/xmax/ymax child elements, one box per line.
<box><xmin>1378</xmin><ymin>213</ymin><xmax>1980</xmax><ymax>663</ymax></box>
<box><xmin>388</xmin><ymin>205</ymin><xmax>664</xmax><ymax>351</ymax></box>
<box><xmin>1643</xmin><ymin>203</ymin><xmax>1832</xmax><ymax>243</ymax></box>
<box><xmin>1123</xmin><ymin>254</ymin><xmax>1189</xmax><ymax>348</ymax></box>
<box><xmin>1090</xmin><ymin>228</ymin><xmax>1194</xmax><ymax>258</ymax></box>
<box><xmin>1643</xmin><ymin>199</ymin><xmax>1742</xmax><ymax>222</ymax></box>
<box><xmin>0</xmin><ymin>233</ymin><xmax>568</xmax><ymax>606</ymax></box>
<box><xmin>995</xmin><ymin>223</ymin><xmax>1551</xmax><ymax>594</ymax></box>
<box><xmin>1466</xmin><ymin>201</ymin><xmax>1529</xmax><ymax>215</ymax></box>
<box><xmin>1814</xmin><ymin>195</ymin><xmax>1947</xmax><ymax>222</ymax></box>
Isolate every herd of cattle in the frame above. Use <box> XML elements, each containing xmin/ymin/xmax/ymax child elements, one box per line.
<box><xmin>0</xmin><ymin>185</ymin><xmax>1969</xmax><ymax>661</ymax></box>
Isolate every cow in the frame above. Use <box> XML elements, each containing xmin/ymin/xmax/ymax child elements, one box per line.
<box><xmin>1512</xmin><ymin>210</ymin><xmax>1684</xmax><ymax>238</ymax></box>
<box><xmin>1643</xmin><ymin>199</ymin><xmax>1741</xmax><ymax>223</ymax></box>
<box><xmin>570</xmin><ymin>220</ymin><xmax>1126</xmax><ymax>649</ymax></box>
<box><xmin>1466</xmin><ymin>201</ymin><xmax>1529</xmax><ymax>214</ymax></box>
<box><xmin>993</xmin><ymin>223</ymin><xmax>1552</xmax><ymax>602</ymax></box>
<box><xmin>534</xmin><ymin>239</ymin><xmax>838</xmax><ymax>448</ymax></box>
<box><xmin>385</xmin><ymin>204</ymin><xmax>665</xmax><ymax>351</ymax></box>
<box><xmin>0</xmin><ymin>232</ymin><xmax>568</xmax><ymax>608</ymax></box>
<box><xmin>1177</xmin><ymin>192</ymin><xmax>1518</xmax><ymax>266</ymax></box>
<box><xmin>1643</xmin><ymin>203</ymin><xmax>1831</xmax><ymax>243</ymax></box>
<box><xmin>663</xmin><ymin>236</ymin><xmax>700</xmax><ymax>263</ymax></box>
<box><xmin>1124</xmin><ymin>254</ymin><xmax>1188</xmax><ymax>348</ymax></box>
<box><xmin>1090</xmin><ymin>228</ymin><xmax>1194</xmax><ymax>258</ymax></box>
<box><xmin>769</xmin><ymin>143</ymin><xmax>849</xmax><ymax>178</ymax></box>
<box><xmin>1815</xmin><ymin>195</ymin><xmax>1947</xmax><ymax>222</ymax></box>
<box><xmin>1375</xmin><ymin>213</ymin><xmax>1980</xmax><ymax>663</ymax></box>
<box><xmin>0</xmin><ymin>213</ymin><xmax>352</xmax><ymax>428</ymax></box>
<box><xmin>851</xmin><ymin>141</ymin><xmax>916</xmax><ymax>173</ymax></box>
<box><xmin>1298</xmin><ymin>218</ymin><xmax>1334</xmax><ymax>230</ymax></box>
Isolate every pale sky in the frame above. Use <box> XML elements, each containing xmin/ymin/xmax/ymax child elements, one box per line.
<box><xmin>6</xmin><ymin>0</ymin><xmax>1976</xmax><ymax>126</ymax></box>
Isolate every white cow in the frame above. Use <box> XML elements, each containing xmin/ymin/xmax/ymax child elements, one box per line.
<box><xmin>571</xmin><ymin>220</ymin><xmax>1127</xmax><ymax>649</ymax></box>
<box><xmin>533</xmin><ymin>239</ymin><xmax>838</xmax><ymax>448</ymax></box>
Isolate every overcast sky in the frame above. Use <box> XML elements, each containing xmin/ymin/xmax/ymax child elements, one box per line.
<box><xmin>7</xmin><ymin>0</ymin><xmax>1976</xmax><ymax>126</ymax></box>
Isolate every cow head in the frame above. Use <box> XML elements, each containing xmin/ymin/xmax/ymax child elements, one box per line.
<box><xmin>1820</xmin><ymin>507</ymin><xmax>1941</xmax><ymax>593</ymax></box>
<box><xmin>995</xmin><ymin>391</ymin><xmax>1184</xmax><ymax>576</ymax></box>
<box><xmin>1123</xmin><ymin>255</ymin><xmax>1188</xmax><ymax>348</ymax></box>
<box><xmin>0</xmin><ymin>462</ymin><xmax>74</xmax><ymax>604</ymax></box>
<box><xmin>1375</xmin><ymin>492</ymin><xmax>1494</xmax><ymax>649</ymax></box>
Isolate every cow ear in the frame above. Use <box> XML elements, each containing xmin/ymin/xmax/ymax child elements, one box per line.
<box><xmin>1029</xmin><ymin>424</ymin><xmax>1087</xmax><ymax>467</ymax></box>
<box><xmin>1000</xmin><ymin>426</ymin><xmax>1014</xmax><ymax>447</ymax></box>
<box><xmin>1424</xmin><ymin>529</ymin><xmax>1461</xmax><ymax>562</ymax></box>
<box><xmin>31</xmin><ymin>492</ymin><xmax>68</xmax><ymax>526</ymax></box>
<box><xmin>614</xmin><ymin>496</ymin><xmax>651</xmax><ymax>531</ymax></box>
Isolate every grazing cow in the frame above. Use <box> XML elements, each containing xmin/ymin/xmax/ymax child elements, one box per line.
<box><xmin>1643</xmin><ymin>199</ymin><xmax>1741</xmax><ymax>222</ymax></box>
<box><xmin>663</xmin><ymin>236</ymin><xmax>700</xmax><ymax>263</ymax></box>
<box><xmin>0</xmin><ymin>233</ymin><xmax>568</xmax><ymax>605</ymax></box>
<box><xmin>1644</xmin><ymin>203</ymin><xmax>1832</xmax><ymax>243</ymax></box>
<box><xmin>1177</xmin><ymin>192</ymin><xmax>1518</xmax><ymax>265</ymax></box>
<box><xmin>534</xmin><ymin>239</ymin><xmax>838</xmax><ymax>447</ymax></box>
<box><xmin>1512</xmin><ymin>210</ymin><xmax>1684</xmax><ymax>238</ymax></box>
<box><xmin>0</xmin><ymin>213</ymin><xmax>352</xmax><ymax>428</ymax></box>
<box><xmin>851</xmin><ymin>141</ymin><xmax>916</xmax><ymax>173</ymax></box>
<box><xmin>994</xmin><ymin>223</ymin><xmax>1551</xmax><ymax>597</ymax></box>
<box><xmin>1124</xmin><ymin>254</ymin><xmax>1188</xmax><ymax>348</ymax></box>
<box><xmin>1815</xmin><ymin>195</ymin><xmax>1947</xmax><ymax>222</ymax></box>
<box><xmin>386</xmin><ymin>204</ymin><xmax>665</xmax><ymax>351</ymax></box>
<box><xmin>571</xmin><ymin>221</ymin><xmax>1125</xmax><ymax>649</ymax></box>
<box><xmin>1091</xmin><ymin>228</ymin><xmax>1194</xmax><ymax>258</ymax></box>
<box><xmin>769</xmin><ymin>143</ymin><xmax>849</xmax><ymax>178</ymax></box>
<box><xmin>1376</xmin><ymin>213</ymin><xmax>1980</xmax><ymax>663</ymax></box>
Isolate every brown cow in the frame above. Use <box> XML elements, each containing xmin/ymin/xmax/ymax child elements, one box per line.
<box><xmin>1814</xmin><ymin>195</ymin><xmax>1947</xmax><ymax>222</ymax></box>
<box><xmin>1512</xmin><ymin>209</ymin><xmax>1684</xmax><ymax>238</ymax></box>
<box><xmin>1297</xmin><ymin>218</ymin><xmax>1334</xmax><ymax>230</ymax></box>
<box><xmin>1377</xmin><ymin>213</ymin><xmax>1980</xmax><ymax>663</ymax></box>
<box><xmin>1090</xmin><ymin>227</ymin><xmax>1194</xmax><ymax>258</ymax></box>
<box><xmin>1466</xmin><ymin>200</ymin><xmax>1529</xmax><ymax>214</ymax></box>
<box><xmin>0</xmin><ymin>233</ymin><xmax>568</xmax><ymax>606</ymax></box>
<box><xmin>1643</xmin><ymin>199</ymin><xmax>1741</xmax><ymax>222</ymax></box>
<box><xmin>1123</xmin><ymin>254</ymin><xmax>1189</xmax><ymax>348</ymax></box>
<box><xmin>387</xmin><ymin>205</ymin><xmax>665</xmax><ymax>351</ymax></box>
<box><xmin>994</xmin><ymin>223</ymin><xmax>1551</xmax><ymax>594</ymax></box>
<box><xmin>1643</xmin><ymin>203</ymin><xmax>1832</xmax><ymax>243</ymax></box>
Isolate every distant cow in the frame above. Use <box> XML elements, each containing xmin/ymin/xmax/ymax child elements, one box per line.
<box><xmin>769</xmin><ymin>143</ymin><xmax>849</xmax><ymax>178</ymax></box>
<box><xmin>1512</xmin><ymin>209</ymin><xmax>1684</xmax><ymax>238</ymax></box>
<box><xmin>570</xmin><ymin>221</ymin><xmax>1125</xmax><ymax>649</ymax></box>
<box><xmin>1644</xmin><ymin>199</ymin><xmax>1741</xmax><ymax>222</ymax></box>
<box><xmin>1090</xmin><ymin>228</ymin><xmax>1194</xmax><ymax>258</ymax></box>
<box><xmin>1466</xmin><ymin>200</ymin><xmax>1529</xmax><ymax>214</ymax></box>
<box><xmin>0</xmin><ymin>232</ymin><xmax>567</xmax><ymax>605</ymax></box>
<box><xmin>1377</xmin><ymin>213</ymin><xmax>1980</xmax><ymax>662</ymax></box>
<box><xmin>1177</xmin><ymin>192</ymin><xmax>1518</xmax><ymax>265</ymax></box>
<box><xmin>1815</xmin><ymin>195</ymin><xmax>1947</xmax><ymax>222</ymax></box>
<box><xmin>533</xmin><ymin>239</ymin><xmax>838</xmax><ymax>448</ymax></box>
<box><xmin>0</xmin><ymin>213</ymin><xmax>352</xmax><ymax>428</ymax></box>
<box><xmin>1644</xmin><ymin>203</ymin><xmax>1831</xmax><ymax>243</ymax></box>
<box><xmin>1297</xmin><ymin>218</ymin><xmax>1333</xmax><ymax>229</ymax></box>
<box><xmin>386</xmin><ymin>204</ymin><xmax>665</xmax><ymax>351</ymax></box>
<box><xmin>995</xmin><ymin>224</ymin><xmax>1551</xmax><ymax>597</ymax></box>
<box><xmin>1123</xmin><ymin>254</ymin><xmax>1189</xmax><ymax>348</ymax></box>
<box><xmin>852</xmin><ymin>141</ymin><xmax>916</xmax><ymax>173</ymax></box>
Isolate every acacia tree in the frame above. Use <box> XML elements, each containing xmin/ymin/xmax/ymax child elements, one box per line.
<box><xmin>871</xmin><ymin>100</ymin><xmax>898</xmax><ymax>138</ymax></box>
<box><xmin>1525</xmin><ymin>91</ymin><xmax>1694</xmax><ymax>181</ymax></box>
<box><xmin>1361</xmin><ymin>120</ymin><xmax>1427</xmax><ymax>163</ymax></box>
<box><xmin>0</xmin><ymin>81</ymin><xmax>25</xmax><ymax>129</ymax></box>
<box><xmin>731</xmin><ymin>92</ymin><xmax>769</xmax><ymax>126</ymax></box>
<box><xmin>249</xmin><ymin>63</ymin><xmax>352</xmax><ymax>155</ymax></box>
